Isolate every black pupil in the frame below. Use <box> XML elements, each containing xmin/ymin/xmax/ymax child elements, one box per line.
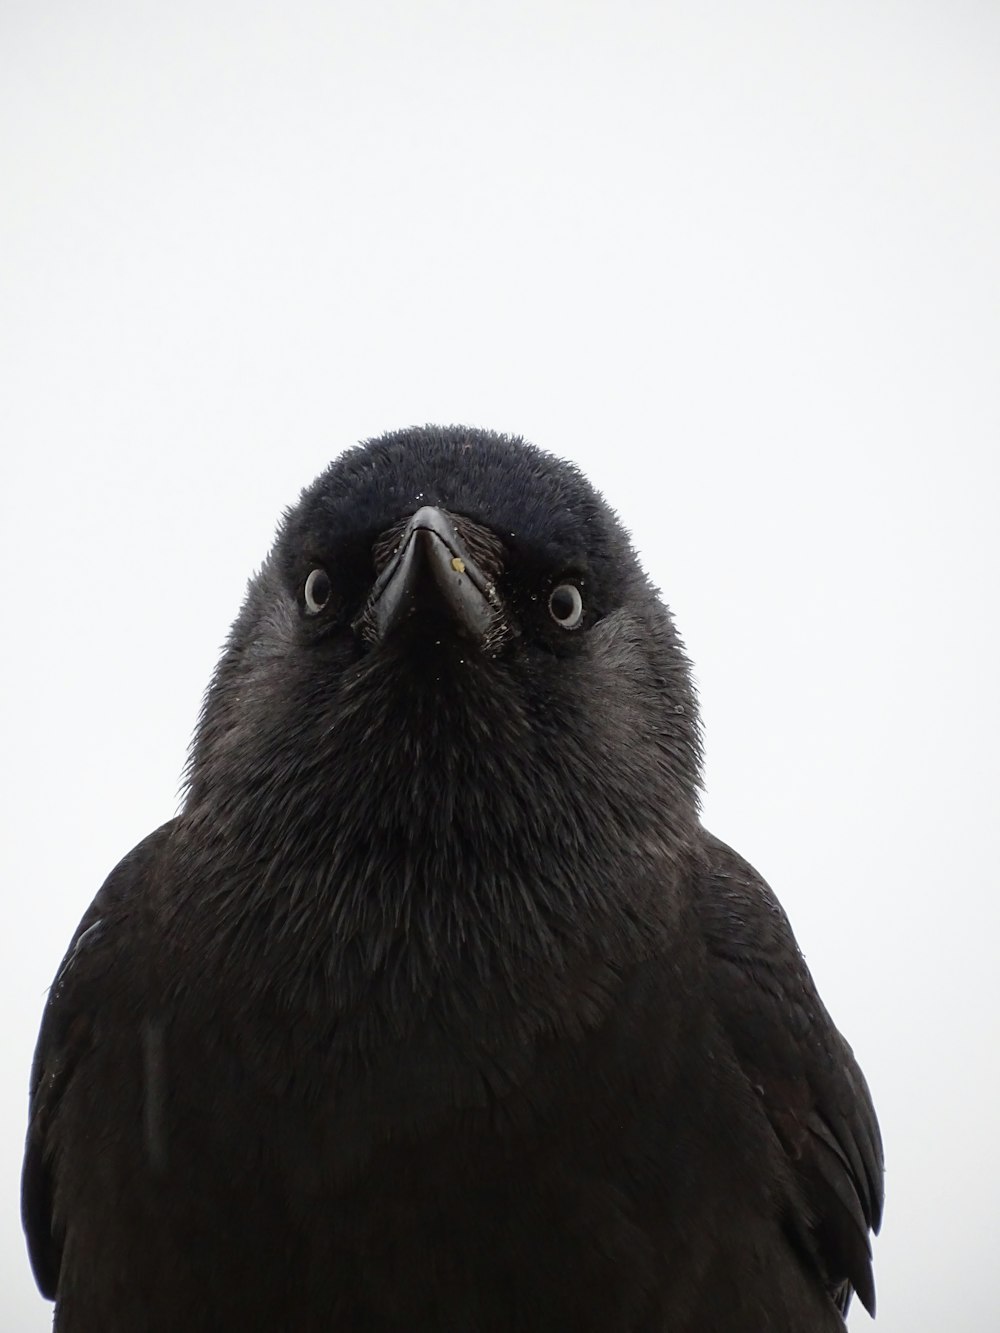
<box><xmin>309</xmin><ymin>571</ymin><xmax>330</xmax><ymax>606</ymax></box>
<box><xmin>550</xmin><ymin>586</ymin><xmax>578</xmax><ymax>621</ymax></box>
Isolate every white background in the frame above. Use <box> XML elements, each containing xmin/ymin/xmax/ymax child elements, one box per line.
<box><xmin>2</xmin><ymin>3</ymin><xmax>998</xmax><ymax>1329</ymax></box>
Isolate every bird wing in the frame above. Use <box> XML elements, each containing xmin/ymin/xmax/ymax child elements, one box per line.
<box><xmin>694</xmin><ymin>830</ymin><xmax>884</xmax><ymax>1317</ymax></box>
<box><xmin>21</xmin><ymin>821</ymin><xmax>178</xmax><ymax>1298</ymax></box>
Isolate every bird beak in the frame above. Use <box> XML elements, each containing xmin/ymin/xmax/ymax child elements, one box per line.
<box><xmin>357</xmin><ymin>506</ymin><xmax>504</xmax><ymax>647</ymax></box>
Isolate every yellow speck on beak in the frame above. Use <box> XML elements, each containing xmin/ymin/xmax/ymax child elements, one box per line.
<box><xmin>451</xmin><ymin>557</ymin><xmax>466</xmax><ymax>573</ymax></box>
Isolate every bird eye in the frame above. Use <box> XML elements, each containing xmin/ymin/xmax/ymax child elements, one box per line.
<box><xmin>548</xmin><ymin>583</ymin><xmax>584</xmax><ymax>630</ymax></box>
<box><xmin>303</xmin><ymin>568</ymin><xmax>332</xmax><ymax>614</ymax></box>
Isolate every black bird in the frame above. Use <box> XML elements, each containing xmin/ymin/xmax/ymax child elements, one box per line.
<box><xmin>23</xmin><ymin>426</ymin><xmax>883</xmax><ymax>1331</ymax></box>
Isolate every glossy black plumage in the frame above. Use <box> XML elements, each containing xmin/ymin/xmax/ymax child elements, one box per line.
<box><xmin>23</xmin><ymin>426</ymin><xmax>882</xmax><ymax>1330</ymax></box>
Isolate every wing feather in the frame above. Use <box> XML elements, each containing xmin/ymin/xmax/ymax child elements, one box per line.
<box><xmin>21</xmin><ymin>821</ymin><xmax>178</xmax><ymax>1297</ymax></box>
<box><xmin>695</xmin><ymin>831</ymin><xmax>883</xmax><ymax>1316</ymax></box>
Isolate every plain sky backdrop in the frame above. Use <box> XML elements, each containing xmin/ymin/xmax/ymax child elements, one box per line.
<box><xmin>2</xmin><ymin>2</ymin><xmax>998</xmax><ymax>1329</ymax></box>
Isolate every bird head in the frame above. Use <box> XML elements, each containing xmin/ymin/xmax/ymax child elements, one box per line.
<box><xmin>183</xmin><ymin>427</ymin><xmax>702</xmax><ymax>989</ymax></box>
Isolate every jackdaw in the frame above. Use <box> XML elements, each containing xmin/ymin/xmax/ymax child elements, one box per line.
<box><xmin>23</xmin><ymin>425</ymin><xmax>883</xmax><ymax>1331</ymax></box>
